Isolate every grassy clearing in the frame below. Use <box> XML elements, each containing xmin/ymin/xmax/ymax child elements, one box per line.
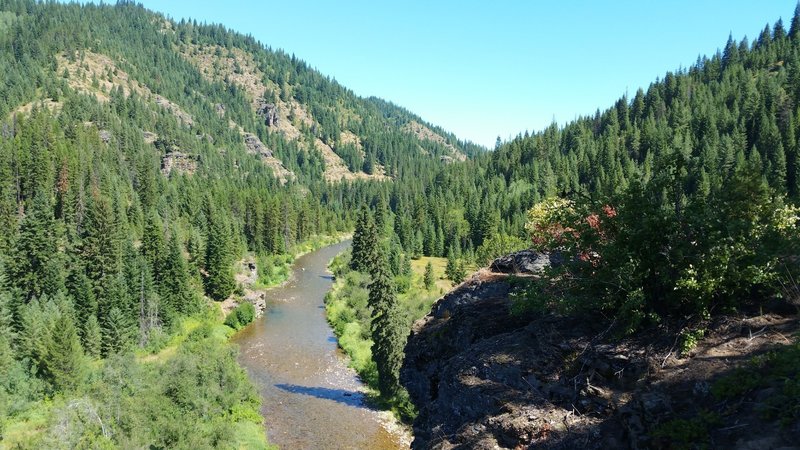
<box><xmin>137</xmin><ymin>315</ymin><xmax>207</xmax><ymax>363</ymax></box>
<box><xmin>2</xmin><ymin>401</ymin><xmax>53</xmax><ymax>447</ymax></box>
<box><xmin>410</xmin><ymin>256</ymin><xmax>451</xmax><ymax>295</ymax></box>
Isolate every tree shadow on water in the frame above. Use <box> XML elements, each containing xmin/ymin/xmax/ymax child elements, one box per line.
<box><xmin>274</xmin><ymin>383</ymin><xmax>367</xmax><ymax>408</ymax></box>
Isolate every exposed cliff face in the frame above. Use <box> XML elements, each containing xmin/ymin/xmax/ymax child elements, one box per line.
<box><xmin>402</xmin><ymin>251</ymin><xmax>799</xmax><ymax>449</ymax></box>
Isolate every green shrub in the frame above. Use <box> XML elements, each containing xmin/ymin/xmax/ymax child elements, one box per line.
<box><xmin>650</xmin><ymin>410</ymin><xmax>721</xmax><ymax>449</ymax></box>
<box><xmin>224</xmin><ymin>303</ymin><xmax>255</xmax><ymax>331</ymax></box>
<box><xmin>521</xmin><ymin>165</ymin><xmax>800</xmax><ymax>332</ymax></box>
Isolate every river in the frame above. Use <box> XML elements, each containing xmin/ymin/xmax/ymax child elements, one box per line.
<box><xmin>231</xmin><ymin>241</ymin><xmax>408</xmax><ymax>449</ymax></box>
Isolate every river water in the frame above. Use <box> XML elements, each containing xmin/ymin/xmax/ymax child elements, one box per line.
<box><xmin>231</xmin><ymin>241</ymin><xmax>407</xmax><ymax>449</ymax></box>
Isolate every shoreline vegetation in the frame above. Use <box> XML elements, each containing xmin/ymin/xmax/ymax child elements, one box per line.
<box><xmin>1</xmin><ymin>233</ymin><xmax>347</xmax><ymax>449</ymax></box>
<box><xmin>324</xmin><ymin>249</ymin><xmax>450</xmax><ymax>423</ymax></box>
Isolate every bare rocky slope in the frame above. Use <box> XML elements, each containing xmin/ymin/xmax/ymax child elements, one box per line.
<box><xmin>401</xmin><ymin>251</ymin><xmax>800</xmax><ymax>449</ymax></box>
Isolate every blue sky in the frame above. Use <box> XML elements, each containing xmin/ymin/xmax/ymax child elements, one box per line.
<box><xmin>137</xmin><ymin>1</ymin><xmax>798</xmax><ymax>148</ymax></box>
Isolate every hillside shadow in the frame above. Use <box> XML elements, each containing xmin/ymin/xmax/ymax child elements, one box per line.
<box><xmin>408</xmin><ymin>314</ymin><xmax>800</xmax><ymax>449</ymax></box>
<box><xmin>274</xmin><ymin>383</ymin><xmax>367</xmax><ymax>408</ymax></box>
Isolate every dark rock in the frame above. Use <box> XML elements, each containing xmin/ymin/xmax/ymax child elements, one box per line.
<box><xmin>256</xmin><ymin>99</ymin><xmax>279</xmax><ymax>127</ymax></box>
<box><xmin>243</xmin><ymin>133</ymin><xmax>273</xmax><ymax>158</ymax></box>
<box><xmin>401</xmin><ymin>272</ymin><xmax>623</xmax><ymax>449</ymax></box>
<box><xmin>161</xmin><ymin>152</ymin><xmax>197</xmax><ymax>176</ymax></box>
<box><xmin>489</xmin><ymin>250</ymin><xmax>562</xmax><ymax>275</ymax></box>
<box><xmin>402</xmin><ymin>251</ymin><xmax>800</xmax><ymax>449</ymax></box>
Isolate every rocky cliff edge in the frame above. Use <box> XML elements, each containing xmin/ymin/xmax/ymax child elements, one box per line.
<box><xmin>401</xmin><ymin>251</ymin><xmax>799</xmax><ymax>449</ymax></box>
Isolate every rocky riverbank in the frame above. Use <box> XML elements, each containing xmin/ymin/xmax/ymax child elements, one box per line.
<box><xmin>401</xmin><ymin>251</ymin><xmax>799</xmax><ymax>449</ymax></box>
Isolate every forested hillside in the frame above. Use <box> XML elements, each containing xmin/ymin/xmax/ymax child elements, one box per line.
<box><xmin>332</xmin><ymin>9</ymin><xmax>800</xmax><ymax>316</ymax></box>
<box><xmin>391</xmin><ymin>10</ymin><xmax>800</xmax><ymax>449</ymax></box>
<box><xmin>324</xmin><ymin>5</ymin><xmax>800</xmax><ymax>434</ymax></box>
<box><xmin>2</xmin><ymin>0</ymin><xmax>800</xmax><ymax>447</ymax></box>
<box><xmin>0</xmin><ymin>0</ymin><xmax>484</xmax><ymax>446</ymax></box>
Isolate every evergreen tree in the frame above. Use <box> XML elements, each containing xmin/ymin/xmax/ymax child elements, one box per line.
<box><xmin>388</xmin><ymin>243</ymin><xmax>402</xmax><ymax>276</ymax></box>
<box><xmin>126</xmin><ymin>251</ymin><xmax>162</xmax><ymax>345</ymax></box>
<box><xmin>82</xmin><ymin>314</ymin><xmax>101</xmax><ymax>358</ymax></box>
<box><xmin>0</xmin><ymin>290</ymin><xmax>14</xmax><ymax>369</ymax></box>
<box><xmin>81</xmin><ymin>194</ymin><xmax>121</xmax><ymax>289</ymax></box>
<box><xmin>204</xmin><ymin>210</ymin><xmax>235</xmax><ymax>301</ymax></box>
<box><xmin>401</xmin><ymin>254</ymin><xmax>412</xmax><ymax>277</ymax></box>
<box><xmin>0</xmin><ymin>327</ymin><xmax>13</xmax><ymax>382</ymax></box>
<box><xmin>6</xmin><ymin>193</ymin><xmax>62</xmax><ymax>304</ymax></box>
<box><xmin>102</xmin><ymin>306</ymin><xmax>134</xmax><ymax>356</ymax></box>
<box><xmin>374</xmin><ymin>196</ymin><xmax>388</xmax><ymax>236</ymax></box>
<box><xmin>350</xmin><ymin>207</ymin><xmax>379</xmax><ymax>274</ymax></box>
<box><xmin>790</xmin><ymin>3</ymin><xmax>800</xmax><ymax>39</ymax></box>
<box><xmin>350</xmin><ymin>206</ymin><xmax>368</xmax><ymax>272</ymax></box>
<box><xmin>141</xmin><ymin>210</ymin><xmax>166</xmax><ymax>278</ymax></box>
<box><xmin>186</xmin><ymin>227</ymin><xmax>205</xmax><ymax>275</ymax></box>
<box><xmin>423</xmin><ymin>261</ymin><xmax>434</xmax><ymax>290</ymax></box>
<box><xmin>0</xmin><ymin>147</ymin><xmax>17</xmax><ymax>254</ymax></box>
<box><xmin>362</xmin><ymin>155</ymin><xmax>375</xmax><ymax>175</ymax></box>
<box><xmin>44</xmin><ymin>313</ymin><xmax>85</xmax><ymax>392</ymax></box>
<box><xmin>445</xmin><ymin>247</ymin><xmax>466</xmax><ymax>286</ymax></box>
<box><xmin>66</xmin><ymin>267</ymin><xmax>96</xmax><ymax>340</ymax></box>
<box><xmin>17</xmin><ymin>295</ymin><xmax>61</xmax><ymax>377</ymax></box>
<box><xmin>160</xmin><ymin>231</ymin><xmax>195</xmax><ymax>316</ymax></box>
<box><xmin>368</xmin><ymin>258</ymin><xmax>407</xmax><ymax>398</ymax></box>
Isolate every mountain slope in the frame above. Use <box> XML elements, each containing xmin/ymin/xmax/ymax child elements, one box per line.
<box><xmin>396</xmin><ymin>9</ymin><xmax>800</xmax><ymax>450</ymax></box>
<box><xmin>0</xmin><ymin>1</ymin><xmax>486</xmax><ymax>447</ymax></box>
<box><xmin>0</xmin><ymin>1</ymin><xmax>484</xmax><ymax>186</ymax></box>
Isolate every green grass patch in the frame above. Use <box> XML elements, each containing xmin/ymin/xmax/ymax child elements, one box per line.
<box><xmin>1</xmin><ymin>399</ymin><xmax>54</xmax><ymax>448</ymax></box>
<box><xmin>232</xmin><ymin>421</ymin><xmax>279</xmax><ymax>450</ymax></box>
<box><xmin>410</xmin><ymin>256</ymin><xmax>451</xmax><ymax>293</ymax></box>
<box><xmin>650</xmin><ymin>410</ymin><xmax>721</xmax><ymax>450</ymax></box>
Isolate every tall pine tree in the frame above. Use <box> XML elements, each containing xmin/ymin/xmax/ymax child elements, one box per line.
<box><xmin>44</xmin><ymin>313</ymin><xmax>85</xmax><ymax>392</ymax></box>
<box><xmin>368</xmin><ymin>257</ymin><xmax>407</xmax><ymax>398</ymax></box>
<box><xmin>160</xmin><ymin>230</ymin><xmax>195</xmax><ymax>316</ymax></box>
<box><xmin>204</xmin><ymin>207</ymin><xmax>235</xmax><ymax>301</ymax></box>
<box><xmin>6</xmin><ymin>193</ymin><xmax>62</xmax><ymax>305</ymax></box>
<box><xmin>350</xmin><ymin>207</ymin><xmax>379</xmax><ymax>275</ymax></box>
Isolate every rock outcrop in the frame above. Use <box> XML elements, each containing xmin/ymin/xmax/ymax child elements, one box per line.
<box><xmin>256</xmin><ymin>99</ymin><xmax>278</xmax><ymax>127</ymax></box>
<box><xmin>99</xmin><ymin>129</ymin><xmax>112</xmax><ymax>143</ymax></box>
<box><xmin>244</xmin><ymin>132</ymin><xmax>273</xmax><ymax>158</ymax></box>
<box><xmin>489</xmin><ymin>250</ymin><xmax>562</xmax><ymax>275</ymax></box>
<box><xmin>160</xmin><ymin>152</ymin><xmax>197</xmax><ymax>176</ymax></box>
<box><xmin>214</xmin><ymin>102</ymin><xmax>226</xmax><ymax>118</ymax></box>
<box><xmin>401</xmin><ymin>252</ymin><xmax>800</xmax><ymax>449</ymax></box>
